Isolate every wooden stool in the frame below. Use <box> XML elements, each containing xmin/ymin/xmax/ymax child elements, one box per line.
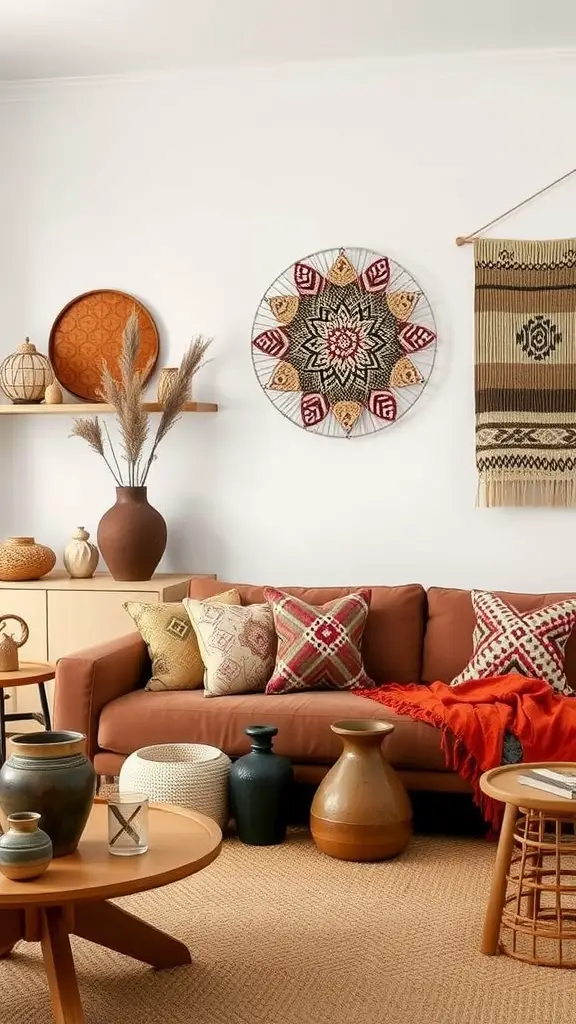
<box><xmin>480</xmin><ymin>762</ymin><xmax>576</xmax><ymax>968</ymax></box>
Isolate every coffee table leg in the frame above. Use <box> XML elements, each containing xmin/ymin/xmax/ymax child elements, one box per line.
<box><xmin>0</xmin><ymin>909</ymin><xmax>24</xmax><ymax>957</ymax></box>
<box><xmin>41</xmin><ymin>907</ymin><xmax>86</xmax><ymax>1024</ymax></box>
<box><xmin>481</xmin><ymin>801</ymin><xmax>517</xmax><ymax>955</ymax></box>
<box><xmin>73</xmin><ymin>900</ymin><xmax>191</xmax><ymax>969</ymax></box>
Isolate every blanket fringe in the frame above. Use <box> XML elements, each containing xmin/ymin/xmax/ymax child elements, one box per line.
<box><xmin>360</xmin><ymin>687</ymin><xmax>502</xmax><ymax>831</ymax></box>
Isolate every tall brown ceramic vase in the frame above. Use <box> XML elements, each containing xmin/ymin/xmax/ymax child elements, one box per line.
<box><xmin>310</xmin><ymin>720</ymin><xmax>412</xmax><ymax>861</ymax></box>
<box><xmin>97</xmin><ymin>486</ymin><xmax>167</xmax><ymax>582</ymax></box>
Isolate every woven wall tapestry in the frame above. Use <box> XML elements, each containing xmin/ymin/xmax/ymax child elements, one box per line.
<box><xmin>475</xmin><ymin>238</ymin><xmax>576</xmax><ymax>507</ymax></box>
<box><xmin>251</xmin><ymin>247</ymin><xmax>437</xmax><ymax>437</ymax></box>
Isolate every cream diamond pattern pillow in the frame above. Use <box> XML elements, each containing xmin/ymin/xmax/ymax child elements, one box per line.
<box><xmin>124</xmin><ymin>589</ymin><xmax>240</xmax><ymax>691</ymax></box>
<box><xmin>184</xmin><ymin>599</ymin><xmax>276</xmax><ymax>697</ymax></box>
<box><xmin>450</xmin><ymin>590</ymin><xmax>576</xmax><ymax>695</ymax></box>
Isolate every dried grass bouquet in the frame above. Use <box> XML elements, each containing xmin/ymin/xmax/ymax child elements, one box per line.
<box><xmin>71</xmin><ymin>311</ymin><xmax>212</xmax><ymax>485</ymax></box>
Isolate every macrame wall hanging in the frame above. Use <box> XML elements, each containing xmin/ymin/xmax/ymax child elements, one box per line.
<box><xmin>457</xmin><ymin>166</ymin><xmax>576</xmax><ymax>508</ymax></box>
<box><xmin>251</xmin><ymin>247</ymin><xmax>436</xmax><ymax>438</ymax></box>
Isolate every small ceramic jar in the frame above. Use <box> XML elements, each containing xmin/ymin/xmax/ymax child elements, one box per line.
<box><xmin>0</xmin><ymin>811</ymin><xmax>53</xmax><ymax>880</ymax></box>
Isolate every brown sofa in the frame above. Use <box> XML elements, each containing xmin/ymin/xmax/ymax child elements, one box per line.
<box><xmin>53</xmin><ymin>580</ymin><xmax>576</xmax><ymax>790</ymax></box>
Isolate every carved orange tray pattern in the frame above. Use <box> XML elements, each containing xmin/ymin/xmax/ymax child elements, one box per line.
<box><xmin>49</xmin><ymin>290</ymin><xmax>160</xmax><ymax>401</ymax></box>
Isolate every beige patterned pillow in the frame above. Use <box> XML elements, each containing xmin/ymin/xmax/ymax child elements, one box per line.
<box><xmin>183</xmin><ymin>598</ymin><xmax>276</xmax><ymax>697</ymax></box>
<box><xmin>125</xmin><ymin>589</ymin><xmax>241</xmax><ymax>692</ymax></box>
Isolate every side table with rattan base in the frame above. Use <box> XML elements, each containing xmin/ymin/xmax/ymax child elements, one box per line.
<box><xmin>480</xmin><ymin>763</ymin><xmax>576</xmax><ymax>968</ymax></box>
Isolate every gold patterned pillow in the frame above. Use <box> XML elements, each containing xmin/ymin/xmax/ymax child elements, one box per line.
<box><xmin>183</xmin><ymin>599</ymin><xmax>276</xmax><ymax>697</ymax></box>
<box><xmin>125</xmin><ymin>589</ymin><xmax>241</xmax><ymax>692</ymax></box>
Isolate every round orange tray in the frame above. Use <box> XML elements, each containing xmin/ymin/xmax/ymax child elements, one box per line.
<box><xmin>49</xmin><ymin>289</ymin><xmax>159</xmax><ymax>402</ymax></box>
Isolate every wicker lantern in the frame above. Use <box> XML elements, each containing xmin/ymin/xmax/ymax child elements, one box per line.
<box><xmin>0</xmin><ymin>338</ymin><xmax>54</xmax><ymax>404</ymax></box>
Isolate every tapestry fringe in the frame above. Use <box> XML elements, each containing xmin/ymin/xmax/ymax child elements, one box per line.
<box><xmin>477</xmin><ymin>475</ymin><xmax>576</xmax><ymax>508</ymax></box>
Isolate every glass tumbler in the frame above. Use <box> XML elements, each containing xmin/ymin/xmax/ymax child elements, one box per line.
<box><xmin>107</xmin><ymin>792</ymin><xmax>149</xmax><ymax>856</ymax></box>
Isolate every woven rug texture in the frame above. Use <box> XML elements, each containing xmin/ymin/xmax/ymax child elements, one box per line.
<box><xmin>1</xmin><ymin>830</ymin><xmax>576</xmax><ymax>1024</ymax></box>
<box><xmin>475</xmin><ymin>236</ymin><xmax>576</xmax><ymax>507</ymax></box>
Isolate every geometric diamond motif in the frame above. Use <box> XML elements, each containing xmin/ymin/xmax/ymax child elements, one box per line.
<box><xmin>451</xmin><ymin>590</ymin><xmax>576</xmax><ymax>696</ymax></box>
<box><xmin>264</xmin><ymin>588</ymin><xmax>375</xmax><ymax>694</ymax></box>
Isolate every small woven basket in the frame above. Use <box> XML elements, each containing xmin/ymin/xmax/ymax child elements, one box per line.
<box><xmin>119</xmin><ymin>743</ymin><xmax>231</xmax><ymax>828</ymax></box>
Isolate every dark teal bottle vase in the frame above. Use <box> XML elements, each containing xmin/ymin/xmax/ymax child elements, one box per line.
<box><xmin>229</xmin><ymin>726</ymin><xmax>293</xmax><ymax>845</ymax></box>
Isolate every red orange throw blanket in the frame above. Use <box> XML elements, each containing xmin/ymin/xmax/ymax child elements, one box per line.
<box><xmin>357</xmin><ymin>675</ymin><xmax>576</xmax><ymax>829</ymax></box>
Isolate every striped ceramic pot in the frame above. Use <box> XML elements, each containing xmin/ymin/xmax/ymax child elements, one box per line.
<box><xmin>0</xmin><ymin>811</ymin><xmax>53</xmax><ymax>880</ymax></box>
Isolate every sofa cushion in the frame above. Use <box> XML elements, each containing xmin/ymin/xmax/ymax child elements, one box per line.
<box><xmin>124</xmin><ymin>589</ymin><xmax>240</xmax><ymax>692</ymax></box>
<box><xmin>264</xmin><ymin>587</ymin><xmax>373</xmax><ymax>694</ymax></box>
<box><xmin>188</xmin><ymin>580</ymin><xmax>426</xmax><ymax>683</ymax></box>
<box><xmin>97</xmin><ymin>688</ymin><xmax>447</xmax><ymax>771</ymax></box>
<box><xmin>450</xmin><ymin>590</ymin><xmax>576</xmax><ymax>695</ymax></box>
<box><xmin>424</xmin><ymin>587</ymin><xmax>576</xmax><ymax>690</ymax></box>
<box><xmin>184</xmin><ymin>598</ymin><xmax>275</xmax><ymax>697</ymax></box>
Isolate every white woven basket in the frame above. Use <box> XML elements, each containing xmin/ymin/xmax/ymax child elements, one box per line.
<box><xmin>119</xmin><ymin>743</ymin><xmax>231</xmax><ymax>828</ymax></box>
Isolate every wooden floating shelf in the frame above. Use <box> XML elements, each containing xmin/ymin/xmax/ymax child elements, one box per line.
<box><xmin>0</xmin><ymin>401</ymin><xmax>218</xmax><ymax>415</ymax></box>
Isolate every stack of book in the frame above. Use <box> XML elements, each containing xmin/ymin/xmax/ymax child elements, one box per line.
<box><xmin>518</xmin><ymin>767</ymin><xmax>576</xmax><ymax>799</ymax></box>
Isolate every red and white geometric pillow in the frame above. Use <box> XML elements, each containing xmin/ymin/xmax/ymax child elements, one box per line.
<box><xmin>450</xmin><ymin>590</ymin><xmax>576</xmax><ymax>695</ymax></box>
<box><xmin>264</xmin><ymin>587</ymin><xmax>374</xmax><ymax>694</ymax></box>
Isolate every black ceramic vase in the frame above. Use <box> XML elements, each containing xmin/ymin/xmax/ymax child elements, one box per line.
<box><xmin>229</xmin><ymin>725</ymin><xmax>293</xmax><ymax>845</ymax></box>
<box><xmin>0</xmin><ymin>731</ymin><xmax>96</xmax><ymax>857</ymax></box>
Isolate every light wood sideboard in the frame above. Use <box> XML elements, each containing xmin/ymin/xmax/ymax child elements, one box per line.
<box><xmin>0</xmin><ymin>572</ymin><xmax>211</xmax><ymax>720</ymax></box>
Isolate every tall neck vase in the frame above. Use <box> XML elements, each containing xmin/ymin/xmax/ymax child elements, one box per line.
<box><xmin>97</xmin><ymin>486</ymin><xmax>167</xmax><ymax>582</ymax></box>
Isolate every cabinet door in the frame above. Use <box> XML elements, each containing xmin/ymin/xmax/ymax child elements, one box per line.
<box><xmin>0</xmin><ymin>590</ymin><xmax>48</xmax><ymax>719</ymax></box>
<box><xmin>47</xmin><ymin>590</ymin><xmax>152</xmax><ymax>662</ymax></box>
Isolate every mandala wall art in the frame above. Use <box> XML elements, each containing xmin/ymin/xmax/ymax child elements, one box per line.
<box><xmin>251</xmin><ymin>247</ymin><xmax>437</xmax><ymax>437</ymax></box>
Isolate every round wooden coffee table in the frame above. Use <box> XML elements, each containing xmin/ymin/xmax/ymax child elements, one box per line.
<box><xmin>0</xmin><ymin>800</ymin><xmax>222</xmax><ymax>1022</ymax></box>
<box><xmin>480</xmin><ymin>762</ymin><xmax>576</xmax><ymax>967</ymax></box>
<box><xmin>0</xmin><ymin>662</ymin><xmax>55</xmax><ymax>763</ymax></box>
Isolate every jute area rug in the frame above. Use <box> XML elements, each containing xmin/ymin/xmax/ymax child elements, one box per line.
<box><xmin>2</xmin><ymin>830</ymin><xmax>575</xmax><ymax>1024</ymax></box>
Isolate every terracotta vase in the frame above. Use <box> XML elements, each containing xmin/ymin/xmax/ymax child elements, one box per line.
<box><xmin>97</xmin><ymin>486</ymin><xmax>167</xmax><ymax>582</ymax></box>
<box><xmin>310</xmin><ymin>720</ymin><xmax>412</xmax><ymax>861</ymax></box>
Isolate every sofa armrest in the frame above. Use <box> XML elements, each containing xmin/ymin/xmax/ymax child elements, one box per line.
<box><xmin>53</xmin><ymin>633</ymin><xmax>150</xmax><ymax>761</ymax></box>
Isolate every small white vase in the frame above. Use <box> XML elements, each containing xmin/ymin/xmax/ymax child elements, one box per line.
<box><xmin>63</xmin><ymin>527</ymin><xmax>99</xmax><ymax>579</ymax></box>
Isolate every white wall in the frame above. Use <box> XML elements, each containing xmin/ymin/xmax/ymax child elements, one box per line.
<box><xmin>1</xmin><ymin>50</ymin><xmax>576</xmax><ymax>592</ymax></box>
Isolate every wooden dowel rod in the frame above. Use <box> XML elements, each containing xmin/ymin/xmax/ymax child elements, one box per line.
<box><xmin>455</xmin><ymin>166</ymin><xmax>576</xmax><ymax>249</ymax></box>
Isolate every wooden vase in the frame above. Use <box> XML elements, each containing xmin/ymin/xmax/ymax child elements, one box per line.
<box><xmin>97</xmin><ymin>487</ymin><xmax>167</xmax><ymax>582</ymax></box>
<box><xmin>310</xmin><ymin>720</ymin><xmax>412</xmax><ymax>861</ymax></box>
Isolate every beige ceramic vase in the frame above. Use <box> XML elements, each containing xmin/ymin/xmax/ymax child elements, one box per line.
<box><xmin>0</xmin><ymin>537</ymin><xmax>56</xmax><ymax>582</ymax></box>
<box><xmin>310</xmin><ymin>720</ymin><xmax>412</xmax><ymax>861</ymax></box>
<box><xmin>63</xmin><ymin>527</ymin><xmax>99</xmax><ymax>579</ymax></box>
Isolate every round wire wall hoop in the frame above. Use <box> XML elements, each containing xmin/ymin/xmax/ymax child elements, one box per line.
<box><xmin>251</xmin><ymin>245</ymin><xmax>437</xmax><ymax>438</ymax></box>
